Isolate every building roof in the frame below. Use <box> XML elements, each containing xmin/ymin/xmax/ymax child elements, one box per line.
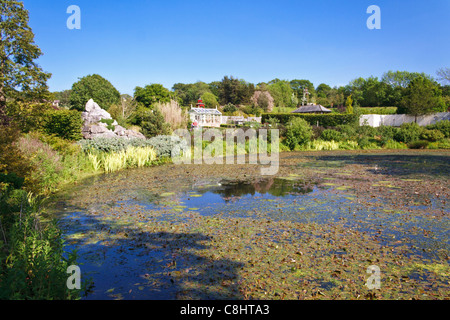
<box><xmin>291</xmin><ymin>104</ymin><xmax>332</xmax><ymax>113</ymax></box>
<box><xmin>189</xmin><ymin>107</ymin><xmax>222</xmax><ymax>115</ymax></box>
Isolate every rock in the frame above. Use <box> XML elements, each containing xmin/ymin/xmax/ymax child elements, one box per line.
<box><xmin>83</xmin><ymin>99</ymin><xmax>113</xmax><ymax>125</ymax></box>
<box><xmin>80</xmin><ymin>99</ymin><xmax>146</xmax><ymax>140</ymax></box>
<box><xmin>114</xmin><ymin>125</ymin><xmax>127</xmax><ymax>136</ymax></box>
<box><xmin>89</xmin><ymin>125</ymin><xmax>108</xmax><ymax>134</ymax></box>
<box><xmin>96</xmin><ymin>131</ymin><xmax>117</xmax><ymax>139</ymax></box>
<box><xmin>125</xmin><ymin>129</ymin><xmax>146</xmax><ymax>139</ymax></box>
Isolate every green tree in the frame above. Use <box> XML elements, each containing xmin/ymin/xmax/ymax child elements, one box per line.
<box><xmin>217</xmin><ymin>76</ymin><xmax>254</xmax><ymax>106</ymax></box>
<box><xmin>345</xmin><ymin>95</ymin><xmax>353</xmax><ymax>114</ymax></box>
<box><xmin>0</xmin><ymin>0</ymin><xmax>51</xmax><ymax>123</ymax></box>
<box><xmin>134</xmin><ymin>83</ymin><xmax>171</xmax><ymax>108</ymax></box>
<box><xmin>328</xmin><ymin>87</ymin><xmax>345</xmax><ymax>108</ymax></box>
<box><xmin>268</xmin><ymin>80</ymin><xmax>294</xmax><ymax>109</ymax></box>
<box><xmin>316</xmin><ymin>83</ymin><xmax>332</xmax><ymax>99</ymax></box>
<box><xmin>399</xmin><ymin>76</ymin><xmax>446</xmax><ymax>121</ymax></box>
<box><xmin>53</xmin><ymin>89</ymin><xmax>72</xmax><ymax>109</ymax></box>
<box><xmin>208</xmin><ymin>81</ymin><xmax>221</xmax><ymax>98</ymax></box>
<box><xmin>256</xmin><ymin>92</ymin><xmax>270</xmax><ymax>112</ymax></box>
<box><xmin>290</xmin><ymin>79</ymin><xmax>316</xmax><ymax>103</ymax></box>
<box><xmin>284</xmin><ymin>117</ymin><xmax>313</xmax><ymax>150</ymax></box>
<box><xmin>173</xmin><ymin>81</ymin><xmax>211</xmax><ymax>107</ymax></box>
<box><xmin>130</xmin><ymin>106</ymin><xmax>171</xmax><ymax>138</ymax></box>
<box><xmin>201</xmin><ymin>91</ymin><xmax>219</xmax><ymax>108</ymax></box>
<box><xmin>381</xmin><ymin>70</ymin><xmax>433</xmax><ymax>107</ymax></box>
<box><xmin>436</xmin><ymin>67</ymin><xmax>450</xmax><ymax>85</ymax></box>
<box><xmin>69</xmin><ymin>74</ymin><xmax>120</xmax><ymax>111</ymax></box>
<box><xmin>223</xmin><ymin>103</ymin><xmax>237</xmax><ymax>114</ymax></box>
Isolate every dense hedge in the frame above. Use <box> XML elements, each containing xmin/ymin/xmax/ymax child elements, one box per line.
<box><xmin>42</xmin><ymin>110</ymin><xmax>83</xmax><ymax>141</ymax></box>
<box><xmin>262</xmin><ymin>113</ymin><xmax>359</xmax><ymax>127</ymax></box>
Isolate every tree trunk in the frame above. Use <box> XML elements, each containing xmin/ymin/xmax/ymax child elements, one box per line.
<box><xmin>0</xmin><ymin>80</ymin><xmax>10</xmax><ymax>126</ymax></box>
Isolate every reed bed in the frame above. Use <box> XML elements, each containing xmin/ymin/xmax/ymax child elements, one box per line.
<box><xmin>87</xmin><ymin>146</ymin><xmax>157</xmax><ymax>173</ymax></box>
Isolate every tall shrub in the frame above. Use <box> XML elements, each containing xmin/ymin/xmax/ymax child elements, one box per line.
<box><xmin>284</xmin><ymin>117</ymin><xmax>313</xmax><ymax>150</ymax></box>
<box><xmin>41</xmin><ymin>109</ymin><xmax>83</xmax><ymax>141</ymax></box>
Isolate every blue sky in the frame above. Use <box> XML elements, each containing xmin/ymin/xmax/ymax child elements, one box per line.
<box><xmin>22</xmin><ymin>0</ymin><xmax>450</xmax><ymax>95</ymax></box>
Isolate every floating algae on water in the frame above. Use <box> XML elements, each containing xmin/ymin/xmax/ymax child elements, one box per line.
<box><xmin>49</xmin><ymin>150</ymin><xmax>450</xmax><ymax>300</ymax></box>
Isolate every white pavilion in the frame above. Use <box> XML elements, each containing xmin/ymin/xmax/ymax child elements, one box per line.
<box><xmin>189</xmin><ymin>99</ymin><xmax>222</xmax><ymax>128</ymax></box>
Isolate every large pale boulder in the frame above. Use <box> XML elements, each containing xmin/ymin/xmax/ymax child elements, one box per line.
<box><xmin>81</xmin><ymin>99</ymin><xmax>146</xmax><ymax>140</ymax></box>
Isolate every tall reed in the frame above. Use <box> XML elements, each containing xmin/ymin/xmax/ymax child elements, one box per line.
<box><xmin>87</xmin><ymin>146</ymin><xmax>157</xmax><ymax>173</ymax></box>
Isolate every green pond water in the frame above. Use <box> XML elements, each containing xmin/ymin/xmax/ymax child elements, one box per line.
<box><xmin>48</xmin><ymin>151</ymin><xmax>450</xmax><ymax>300</ymax></box>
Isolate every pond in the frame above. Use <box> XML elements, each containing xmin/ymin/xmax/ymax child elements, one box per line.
<box><xmin>48</xmin><ymin>150</ymin><xmax>450</xmax><ymax>300</ymax></box>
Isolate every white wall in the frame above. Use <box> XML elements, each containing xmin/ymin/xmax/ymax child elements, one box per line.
<box><xmin>360</xmin><ymin>112</ymin><xmax>450</xmax><ymax>127</ymax></box>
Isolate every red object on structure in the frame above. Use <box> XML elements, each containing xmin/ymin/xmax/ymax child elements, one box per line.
<box><xmin>196</xmin><ymin>99</ymin><xmax>205</xmax><ymax>108</ymax></box>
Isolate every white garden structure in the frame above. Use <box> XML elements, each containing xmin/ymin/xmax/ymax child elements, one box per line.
<box><xmin>189</xmin><ymin>106</ymin><xmax>222</xmax><ymax>128</ymax></box>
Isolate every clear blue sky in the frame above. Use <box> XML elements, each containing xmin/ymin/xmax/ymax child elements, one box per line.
<box><xmin>22</xmin><ymin>0</ymin><xmax>450</xmax><ymax>95</ymax></box>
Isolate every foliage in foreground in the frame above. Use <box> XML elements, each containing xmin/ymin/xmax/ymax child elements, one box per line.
<box><xmin>0</xmin><ymin>170</ymin><xmax>84</xmax><ymax>299</ymax></box>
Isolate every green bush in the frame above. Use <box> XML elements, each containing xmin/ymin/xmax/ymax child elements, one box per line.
<box><xmin>383</xmin><ymin>140</ymin><xmax>408</xmax><ymax>149</ymax></box>
<box><xmin>0</xmin><ymin>199</ymin><xmax>82</xmax><ymax>299</ymax></box>
<box><xmin>284</xmin><ymin>117</ymin><xmax>313</xmax><ymax>150</ymax></box>
<box><xmin>357</xmin><ymin>136</ymin><xmax>381</xmax><ymax>150</ymax></box>
<box><xmin>427</xmin><ymin>138</ymin><xmax>450</xmax><ymax>149</ymax></box>
<box><xmin>356</xmin><ymin>125</ymin><xmax>378</xmax><ymax>139</ymax></box>
<box><xmin>426</xmin><ymin>120</ymin><xmax>450</xmax><ymax>138</ymax></box>
<box><xmin>17</xmin><ymin>136</ymin><xmax>64</xmax><ymax>195</ymax></box>
<box><xmin>223</xmin><ymin>103</ymin><xmax>237</xmax><ymax>114</ymax></box>
<box><xmin>262</xmin><ymin>113</ymin><xmax>358</xmax><ymax>127</ymax></box>
<box><xmin>147</xmin><ymin>135</ymin><xmax>188</xmax><ymax>158</ymax></box>
<box><xmin>376</xmin><ymin>125</ymin><xmax>399</xmax><ymax>141</ymax></box>
<box><xmin>41</xmin><ymin>109</ymin><xmax>83</xmax><ymax>141</ymax></box>
<box><xmin>419</xmin><ymin>129</ymin><xmax>445</xmax><ymax>142</ymax></box>
<box><xmin>0</xmin><ymin>179</ymin><xmax>84</xmax><ymax>299</ymax></box>
<box><xmin>394</xmin><ymin>122</ymin><xmax>423</xmax><ymax>143</ymax></box>
<box><xmin>100</xmin><ymin>118</ymin><xmax>115</xmax><ymax>131</ymax></box>
<box><xmin>320</xmin><ymin>129</ymin><xmax>344</xmax><ymax>142</ymax></box>
<box><xmin>78</xmin><ymin>137</ymin><xmax>132</xmax><ymax>153</ymax></box>
<box><xmin>336</xmin><ymin>124</ymin><xmax>358</xmax><ymax>140</ymax></box>
<box><xmin>130</xmin><ymin>107</ymin><xmax>171</xmax><ymax>138</ymax></box>
<box><xmin>408</xmin><ymin>140</ymin><xmax>429</xmax><ymax>149</ymax></box>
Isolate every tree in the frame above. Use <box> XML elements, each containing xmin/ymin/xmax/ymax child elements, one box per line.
<box><xmin>251</xmin><ymin>90</ymin><xmax>274</xmax><ymax>112</ymax></box>
<box><xmin>399</xmin><ymin>76</ymin><xmax>446</xmax><ymax>121</ymax></box>
<box><xmin>173</xmin><ymin>82</ymin><xmax>212</xmax><ymax>107</ymax></box>
<box><xmin>268</xmin><ymin>80</ymin><xmax>294</xmax><ymax>109</ymax></box>
<box><xmin>0</xmin><ymin>0</ymin><xmax>51</xmax><ymax>123</ymax></box>
<box><xmin>53</xmin><ymin>89</ymin><xmax>72</xmax><ymax>109</ymax></box>
<box><xmin>345</xmin><ymin>78</ymin><xmax>365</xmax><ymax>106</ymax></box>
<box><xmin>328</xmin><ymin>87</ymin><xmax>345</xmax><ymax>108</ymax></box>
<box><xmin>316</xmin><ymin>83</ymin><xmax>332</xmax><ymax>99</ymax></box>
<box><xmin>217</xmin><ymin>76</ymin><xmax>254</xmax><ymax>106</ymax></box>
<box><xmin>129</xmin><ymin>106</ymin><xmax>171</xmax><ymax>138</ymax></box>
<box><xmin>223</xmin><ymin>103</ymin><xmax>237</xmax><ymax>114</ymax></box>
<box><xmin>436</xmin><ymin>67</ymin><xmax>450</xmax><ymax>85</ymax></box>
<box><xmin>107</xmin><ymin>94</ymin><xmax>137</xmax><ymax>125</ymax></box>
<box><xmin>360</xmin><ymin>77</ymin><xmax>388</xmax><ymax>107</ymax></box>
<box><xmin>69</xmin><ymin>74</ymin><xmax>120</xmax><ymax>111</ymax></box>
<box><xmin>134</xmin><ymin>83</ymin><xmax>171</xmax><ymax>108</ymax></box>
<box><xmin>201</xmin><ymin>91</ymin><xmax>219</xmax><ymax>108</ymax></box>
<box><xmin>290</xmin><ymin>79</ymin><xmax>316</xmax><ymax>103</ymax></box>
<box><xmin>381</xmin><ymin>70</ymin><xmax>434</xmax><ymax>107</ymax></box>
<box><xmin>345</xmin><ymin>95</ymin><xmax>353</xmax><ymax>114</ymax></box>
<box><xmin>284</xmin><ymin>117</ymin><xmax>313</xmax><ymax>150</ymax></box>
